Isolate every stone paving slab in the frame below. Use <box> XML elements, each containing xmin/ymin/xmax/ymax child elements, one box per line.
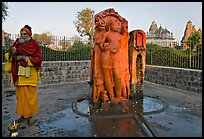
<box><xmin>2</xmin><ymin>81</ymin><xmax>202</xmax><ymax>137</ymax></box>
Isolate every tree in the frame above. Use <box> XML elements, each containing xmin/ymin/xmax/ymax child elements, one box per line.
<box><xmin>32</xmin><ymin>32</ymin><xmax>53</xmax><ymax>47</ymax></box>
<box><xmin>2</xmin><ymin>2</ymin><xmax>8</xmax><ymax>22</ymax></box>
<box><xmin>187</xmin><ymin>31</ymin><xmax>201</xmax><ymax>53</ymax></box>
<box><xmin>186</xmin><ymin>31</ymin><xmax>201</xmax><ymax>68</ymax></box>
<box><xmin>73</xmin><ymin>8</ymin><xmax>95</xmax><ymax>47</ymax></box>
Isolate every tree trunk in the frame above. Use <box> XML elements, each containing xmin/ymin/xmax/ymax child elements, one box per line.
<box><xmin>89</xmin><ymin>35</ymin><xmax>94</xmax><ymax>47</ymax></box>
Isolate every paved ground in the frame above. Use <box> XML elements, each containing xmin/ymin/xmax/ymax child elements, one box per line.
<box><xmin>2</xmin><ymin>81</ymin><xmax>202</xmax><ymax>137</ymax></box>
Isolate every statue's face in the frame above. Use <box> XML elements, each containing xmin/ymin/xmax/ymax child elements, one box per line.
<box><xmin>110</xmin><ymin>21</ymin><xmax>119</xmax><ymax>32</ymax></box>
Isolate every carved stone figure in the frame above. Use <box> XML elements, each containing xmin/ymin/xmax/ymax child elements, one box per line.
<box><xmin>91</xmin><ymin>8</ymin><xmax>130</xmax><ymax>103</ymax></box>
<box><xmin>94</xmin><ymin>73</ymin><xmax>109</xmax><ymax>102</ymax></box>
<box><xmin>91</xmin><ymin>8</ymin><xmax>146</xmax><ymax>103</ymax></box>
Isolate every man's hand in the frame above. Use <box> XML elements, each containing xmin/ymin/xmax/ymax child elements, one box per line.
<box><xmin>10</xmin><ymin>47</ymin><xmax>17</xmax><ymax>54</ymax></box>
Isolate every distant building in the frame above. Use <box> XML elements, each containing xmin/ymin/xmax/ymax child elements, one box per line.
<box><xmin>181</xmin><ymin>20</ymin><xmax>202</xmax><ymax>50</ymax></box>
<box><xmin>146</xmin><ymin>20</ymin><xmax>178</xmax><ymax>48</ymax></box>
<box><xmin>2</xmin><ymin>30</ymin><xmax>14</xmax><ymax>47</ymax></box>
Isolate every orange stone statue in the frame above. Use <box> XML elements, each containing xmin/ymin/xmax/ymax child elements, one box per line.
<box><xmin>90</xmin><ymin>8</ymin><xmax>146</xmax><ymax>103</ymax></box>
<box><xmin>90</xmin><ymin>8</ymin><xmax>130</xmax><ymax>103</ymax></box>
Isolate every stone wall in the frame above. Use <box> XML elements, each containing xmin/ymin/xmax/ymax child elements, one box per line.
<box><xmin>2</xmin><ymin>61</ymin><xmax>91</xmax><ymax>89</ymax></box>
<box><xmin>145</xmin><ymin>65</ymin><xmax>202</xmax><ymax>93</ymax></box>
<box><xmin>2</xmin><ymin>62</ymin><xmax>202</xmax><ymax>93</ymax></box>
<box><xmin>39</xmin><ymin>61</ymin><xmax>90</xmax><ymax>85</ymax></box>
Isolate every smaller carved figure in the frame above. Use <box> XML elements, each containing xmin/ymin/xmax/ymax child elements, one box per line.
<box><xmin>94</xmin><ymin>73</ymin><xmax>108</xmax><ymax>102</ymax></box>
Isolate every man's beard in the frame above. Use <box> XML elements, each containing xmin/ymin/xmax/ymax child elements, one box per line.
<box><xmin>19</xmin><ymin>36</ymin><xmax>31</xmax><ymax>43</ymax></box>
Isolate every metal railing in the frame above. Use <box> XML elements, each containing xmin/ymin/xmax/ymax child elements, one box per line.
<box><xmin>2</xmin><ymin>35</ymin><xmax>202</xmax><ymax>70</ymax></box>
<box><xmin>146</xmin><ymin>45</ymin><xmax>202</xmax><ymax>70</ymax></box>
<box><xmin>2</xmin><ymin>34</ymin><xmax>92</xmax><ymax>62</ymax></box>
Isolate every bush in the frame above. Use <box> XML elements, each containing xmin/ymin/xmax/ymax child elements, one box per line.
<box><xmin>41</xmin><ymin>41</ymin><xmax>92</xmax><ymax>61</ymax></box>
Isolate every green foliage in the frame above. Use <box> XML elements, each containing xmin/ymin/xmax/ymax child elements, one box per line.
<box><xmin>72</xmin><ymin>41</ymin><xmax>85</xmax><ymax>49</ymax></box>
<box><xmin>41</xmin><ymin>41</ymin><xmax>92</xmax><ymax>61</ymax></box>
<box><xmin>2</xmin><ymin>2</ymin><xmax>8</xmax><ymax>22</ymax></box>
<box><xmin>174</xmin><ymin>45</ymin><xmax>182</xmax><ymax>50</ymax></box>
<box><xmin>73</xmin><ymin>8</ymin><xmax>95</xmax><ymax>46</ymax></box>
<box><xmin>32</xmin><ymin>33</ymin><xmax>53</xmax><ymax>46</ymax></box>
<box><xmin>146</xmin><ymin>43</ymin><xmax>202</xmax><ymax>69</ymax></box>
<box><xmin>187</xmin><ymin>31</ymin><xmax>201</xmax><ymax>50</ymax></box>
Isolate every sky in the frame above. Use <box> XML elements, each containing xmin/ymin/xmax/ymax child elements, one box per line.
<box><xmin>2</xmin><ymin>2</ymin><xmax>202</xmax><ymax>42</ymax></box>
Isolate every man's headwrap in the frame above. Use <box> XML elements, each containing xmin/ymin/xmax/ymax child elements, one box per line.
<box><xmin>20</xmin><ymin>25</ymin><xmax>32</xmax><ymax>36</ymax></box>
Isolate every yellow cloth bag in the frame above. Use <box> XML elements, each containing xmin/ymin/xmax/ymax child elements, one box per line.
<box><xmin>4</xmin><ymin>52</ymin><xmax>12</xmax><ymax>73</ymax></box>
<box><xmin>4</xmin><ymin>61</ymin><xmax>12</xmax><ymax>72</ymax></box>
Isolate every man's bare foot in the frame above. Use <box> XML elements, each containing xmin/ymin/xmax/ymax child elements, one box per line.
<box><xmin>16</xmin><ymin>116</ymin><xmax>25</xmax><ymax>123</ymax></box>
<box><xmin>27</xmin><ymin>117</ymin><xmax>35</xmax><ymax>126</ymax></box>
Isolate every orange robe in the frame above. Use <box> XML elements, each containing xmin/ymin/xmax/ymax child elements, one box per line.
<box><xmin>15</xmin><ymin>58</ymin><xmax>40</xmax><ymax>118</ymax></box>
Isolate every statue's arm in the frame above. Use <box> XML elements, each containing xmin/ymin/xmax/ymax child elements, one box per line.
<box><xmin>99</xmin><ymin>32</ymin><xmax>108</xmax><ymax>51</ymax></box>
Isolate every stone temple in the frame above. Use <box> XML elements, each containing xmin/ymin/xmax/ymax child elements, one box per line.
<box><xmin>146</xmin><ymin>20</ymin><xmax>178</xmax><ymax>48</ymax></box>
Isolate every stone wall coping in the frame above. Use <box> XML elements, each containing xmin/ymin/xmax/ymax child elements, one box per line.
<box><xmin>42</xmin><ymin>60</ymin><xmax>90</xmax><ymax>63</ymax></box>
<box><xmin>146</xmin><ymin>65</ymin><xmax>202</xmax><ymax>72</ymax></box>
